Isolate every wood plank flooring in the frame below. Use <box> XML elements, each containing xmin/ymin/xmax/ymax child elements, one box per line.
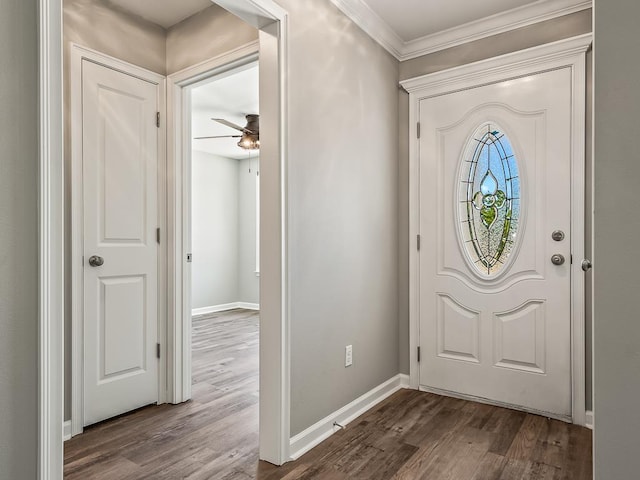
<box><xmin>65</xmin><ymin>309</ymin><xmax>592</xmax><ymax>479</ymax></box>
<box><xmin>64</xmin><ymin>309</ymin><xmax>260</xmax><ymax>479</ymax></box>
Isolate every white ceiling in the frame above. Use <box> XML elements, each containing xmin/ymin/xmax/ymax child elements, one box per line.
<box><xmin>364</xmin><ymin>0</ymin><xmax>535</xmax><ymax>42</ymax></box>
<box><xmin>191</xmin><ymin>63</ymin><xmax>259</xmax><ymax>160</ymax></box>
<box><xmin>108</xmin><ymin>0</ymin><xmax>213</xmax><ymax>28</ymax></box>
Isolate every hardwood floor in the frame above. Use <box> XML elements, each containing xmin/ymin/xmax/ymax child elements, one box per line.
<box><xmin>65</xmin><ymin>309</ymin><xmax>592</xmax><ymax>479</ymax></box>
<box><xmin>263</xmin><ymin>390</ymin><xmax>592</xmax><ymax>480</ymax></box>
<box><xmin>64</xmin><ymin>309</ymin><xmax>260</xmax><ymax>479</ymax></box>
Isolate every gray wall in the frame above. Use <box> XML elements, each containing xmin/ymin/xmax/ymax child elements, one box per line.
<box><xmin>396</xmin><ymin>11</ymin><xmax>594</xmax><ymax>411</ymax></box>
<box><xmin>191</xmin><ymin>154</ymin><xmax>259</xmax><ymax>309</ymax></box>
<box><xmin>275</xmin><ymin>0</ymin><xmax>400</xmax><ymax>436</ymax></box>
<box><xmin>166</xmin><ymin>4</ymin><xmax>258</xmax><ymax>75</ymax></box>
<box><xmin>593</xmin><ymin>2</ymin><xmax>640</xmax><ymax>477</ymax></box>
<box><xmin>0</xmin><ymin>0</ymin><xmax>38</xmax><ymax>478</ymax></box>
<box><xmin>238</xmin><ymin>157</ymin><xmax>260</xmax><ymax>304</ymax></box>
<box><xmin>191</xmin><ymin>151</ymin><xmax>240</xmax><ymax>309</ymax></box>
<box><xmin>64</xmin><ymin>0</ymin><xmax>166</xmax><ymax>74</ymax></box>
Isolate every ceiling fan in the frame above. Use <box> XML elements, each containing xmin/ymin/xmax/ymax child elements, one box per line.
<box><xmin>194</xmin><ymin>114</ymin><xmax>259</xmax><ymax>150</ymax></box>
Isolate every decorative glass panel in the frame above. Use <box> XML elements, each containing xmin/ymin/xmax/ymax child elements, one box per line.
<box><xmin>459</xmin><ymin>123</ymin><xmax>520</xmax><ymax>276</ymax></box>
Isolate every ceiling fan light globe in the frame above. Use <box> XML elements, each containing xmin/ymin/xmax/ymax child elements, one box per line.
<box><xmin>237</xmin><ymin>134</ymin><xmax>260</xmax><ymax>150</ymax></box>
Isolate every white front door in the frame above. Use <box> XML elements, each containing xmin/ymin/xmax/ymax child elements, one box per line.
<box><xmin>82</xmin><ymin>59</ymin><xmax>160</xmax><ymax>426</ymax></box>
<box><xmin>419</xmin><ymin>67</ymin><xmax>573</xmax><ymax>418</ymax></box>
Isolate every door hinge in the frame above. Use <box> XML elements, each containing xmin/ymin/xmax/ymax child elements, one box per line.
<box><xmin>417</xmin><ymin>122</ymin><xmax>421</xmax><ymax>139</ymax></box>
<box><xmin>156</xmin><ymin>112</ymin><xmax>160</xmax><ymax>128</ymax></box>
<box><xmin>417</xmin><ymin>346</ymin><xmax>421</xmax><ymax>362</ymax></box>
<box><xmin>417</xmin><ymin>234</ymin><xmax>421</xmax><ymax>251</ymax></box>
<box><xmin>156</xmin><ymin>227</ymin><xmax>160</xmax><ymax>244</ymax></box>
<box><xmin>156</xmin><ymin>343</ymin><xmax>161</xmax><ymax>359</ymax></box>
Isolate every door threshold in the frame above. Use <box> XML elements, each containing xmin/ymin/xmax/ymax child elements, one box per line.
<box><xmin>418</xmin><ymin>384</ymin><xmax>573</xmax><ymax>424</ymax></box>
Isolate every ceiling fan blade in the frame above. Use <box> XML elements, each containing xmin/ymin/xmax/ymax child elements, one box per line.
<box><xmin>193</xmin><ymin>135</ymin><xmax>242</xmax><ymax>139</ymax></box>
<box><xmin>212</xmin><ymin>118</ymin><xmax>252</xmax><ymax>133</ymax></box>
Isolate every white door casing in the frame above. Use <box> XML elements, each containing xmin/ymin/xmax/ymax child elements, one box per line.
<box><xmin>402</xmin><ymin>34</ymin><xmax>590</xmax><ymax>424</ymax></box>
<box><xmin>166</xmin><ymin>41</ymin><xmax>259</xmax><ymax>406</ymax></box>
<box><xmin>71</xmin><ymin>45</ymin><xmax>167</xmax><ymax>432</ymax></box>
<box><xmin>167</xmin><ymin>1</ymin><xmax>291</xmax><ymax>465</ymax></box>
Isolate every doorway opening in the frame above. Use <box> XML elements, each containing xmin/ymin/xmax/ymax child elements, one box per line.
<box><xmin>189</xmin><ymin>61</ymin><xmax>261</xmax><ymax>432</ymax></box>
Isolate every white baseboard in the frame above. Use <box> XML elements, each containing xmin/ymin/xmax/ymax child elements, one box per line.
<box><xmin>192</xmin><ymin>302</ymin><xmax>260</xmax><ymax>316</ymax></box>
<box><xmin>585</xmin><ymin>410</ymin><xmax>593</xmax><ymax>430</ymax></box>
<box><xmin>63</xmin><ymin>420</ymin><xmax>71</xmax><ymax>441</ymax></box>
<box><xmin>237</xmin><ymin>302</ymin><xmax>259</xmax><ymax>310</ymax></box>
<box><xmin>289</xmin><ymin>374</ymin><xmax>408</xmax><ymax>460</ymax></box>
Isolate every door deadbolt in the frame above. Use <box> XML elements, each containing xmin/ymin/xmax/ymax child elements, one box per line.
<box><xmin>551</xmin><ymin>254</ymin><xmax>565</xmax><ymax>266</ymax></box>
<box><xmin>88</xmin><ymin>255</ymin><xmax>104</xmax><ymax>267</ymax></box>
<box><xmin>551</xmin><ymin>230</ymin><xmax>565</xmax><ymax>242</ymax></box>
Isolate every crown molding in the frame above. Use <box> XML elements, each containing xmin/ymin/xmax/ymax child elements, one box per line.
<box><xmin>328</xmin><ymin>0</ymin><xmax>405</xmax><ymax>58</ymax></box>
<box><xmin>329</xmin><ymin>0</ymin><xmax>592</xmax><ymax>61</ymax></box>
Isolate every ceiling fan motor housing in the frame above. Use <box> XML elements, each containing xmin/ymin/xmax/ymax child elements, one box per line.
<box><xmin>245</xmin><ymin>114</ymin><xmax>259</xmax><ymax>134</ymax></box>
<box><xmin>238</xmin><ymin>114</ymin><xmax>260</xmax><ymax>150</ymax></box>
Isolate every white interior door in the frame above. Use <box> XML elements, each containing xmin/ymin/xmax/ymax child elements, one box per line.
<box><xmin>419</xmin><ymin>67</ymin><xmax>573</xmax><ymax>418</ymax></box>
<box><xmin>82</xmin><ymin>59</ymin><xmax>160</xmax><ymax>426</ymax></box>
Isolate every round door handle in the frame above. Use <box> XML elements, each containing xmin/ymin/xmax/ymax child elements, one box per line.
<box><xmin>551</xmin><ymin>254</ymin><xmax>565</xmax><ymax>266</ymax></box>
<box><xmin>581</xmin><ymin>259</ymin><xmax>592</xmax><ymax>272</ymax></box>
<box><xmin>88</xmin><ymin>255</ymin><xmax>104</xmax><ymax>267</ymax></box>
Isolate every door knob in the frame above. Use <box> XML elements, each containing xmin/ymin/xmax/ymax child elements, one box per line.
<box><xmin>88</xmin><ymin>255</ymin><xmax>104</xmax><ymax>267</ymax></box>
<box><xmin>581</xmin><ymin>259</ymin><xmax>592</xmax><ymax>272</ymax></box>
<box><xmin>551</xmin><ymin>254</ymin><xmax>565</xmax><ymax>266</ymax></box>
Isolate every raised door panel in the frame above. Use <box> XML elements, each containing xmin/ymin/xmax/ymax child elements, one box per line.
<box><xmin>100</xmin><ymin>276</ymin><xmax>147</xmax><ymax>380</ymax></box>
<box><xmin>437</xmin><ymin>294</ymin><xmax>480</xmax><ymax>363</ymax></box>
<box><xmin>494</xmin><ymin>300</ymin><xmax>546</xmax><ymax>374</ymax></box>
<box><xmin>99</xmin><ymin>87</ymin><xmax>148</xmax><ymax>244</ymax></box>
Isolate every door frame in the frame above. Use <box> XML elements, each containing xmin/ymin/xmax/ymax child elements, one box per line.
<box><xmin>401</xmin><ymin>33</ymin><xmax>592</xmax><ymax>426</ymax></box>
<box><xmin>38</xmin><ymin>0</ymin><xmax>290</xmax><ymax>478</ymax></box>
<box><xmin>165</xmin><ymin>41</ymin><xmax>259</xmax><ymax>405</ymax></box>
<box><xmin>166</xmin><ymin>0</ymin><xmax>291</xmax><ymax>464</ymax></box>
<box><xmin>69</xmin><ymin>44</ymin><xmax>168</xmax><ymax>436</ymax></box>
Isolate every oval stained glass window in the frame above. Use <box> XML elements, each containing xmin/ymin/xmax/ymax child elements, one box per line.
<box><xmin>458</xmin><ymin>123</ymin><xmax>521</xmax><ymax>276</ymax></box>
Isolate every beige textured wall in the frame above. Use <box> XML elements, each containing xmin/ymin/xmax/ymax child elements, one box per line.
<box><xmin>166</xmin><ymin>4</ymin><xmax>258</xmax><ymax>75</ymax></box>
<box><xmin>0</xmin><ymin>0</ymin><xmax>39</xmax><ymax>477</ymax></box>
<box><xmin>397</xmin><ymin>12</ymin><xmax>593</xmax><ymax>412</ymax></box>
